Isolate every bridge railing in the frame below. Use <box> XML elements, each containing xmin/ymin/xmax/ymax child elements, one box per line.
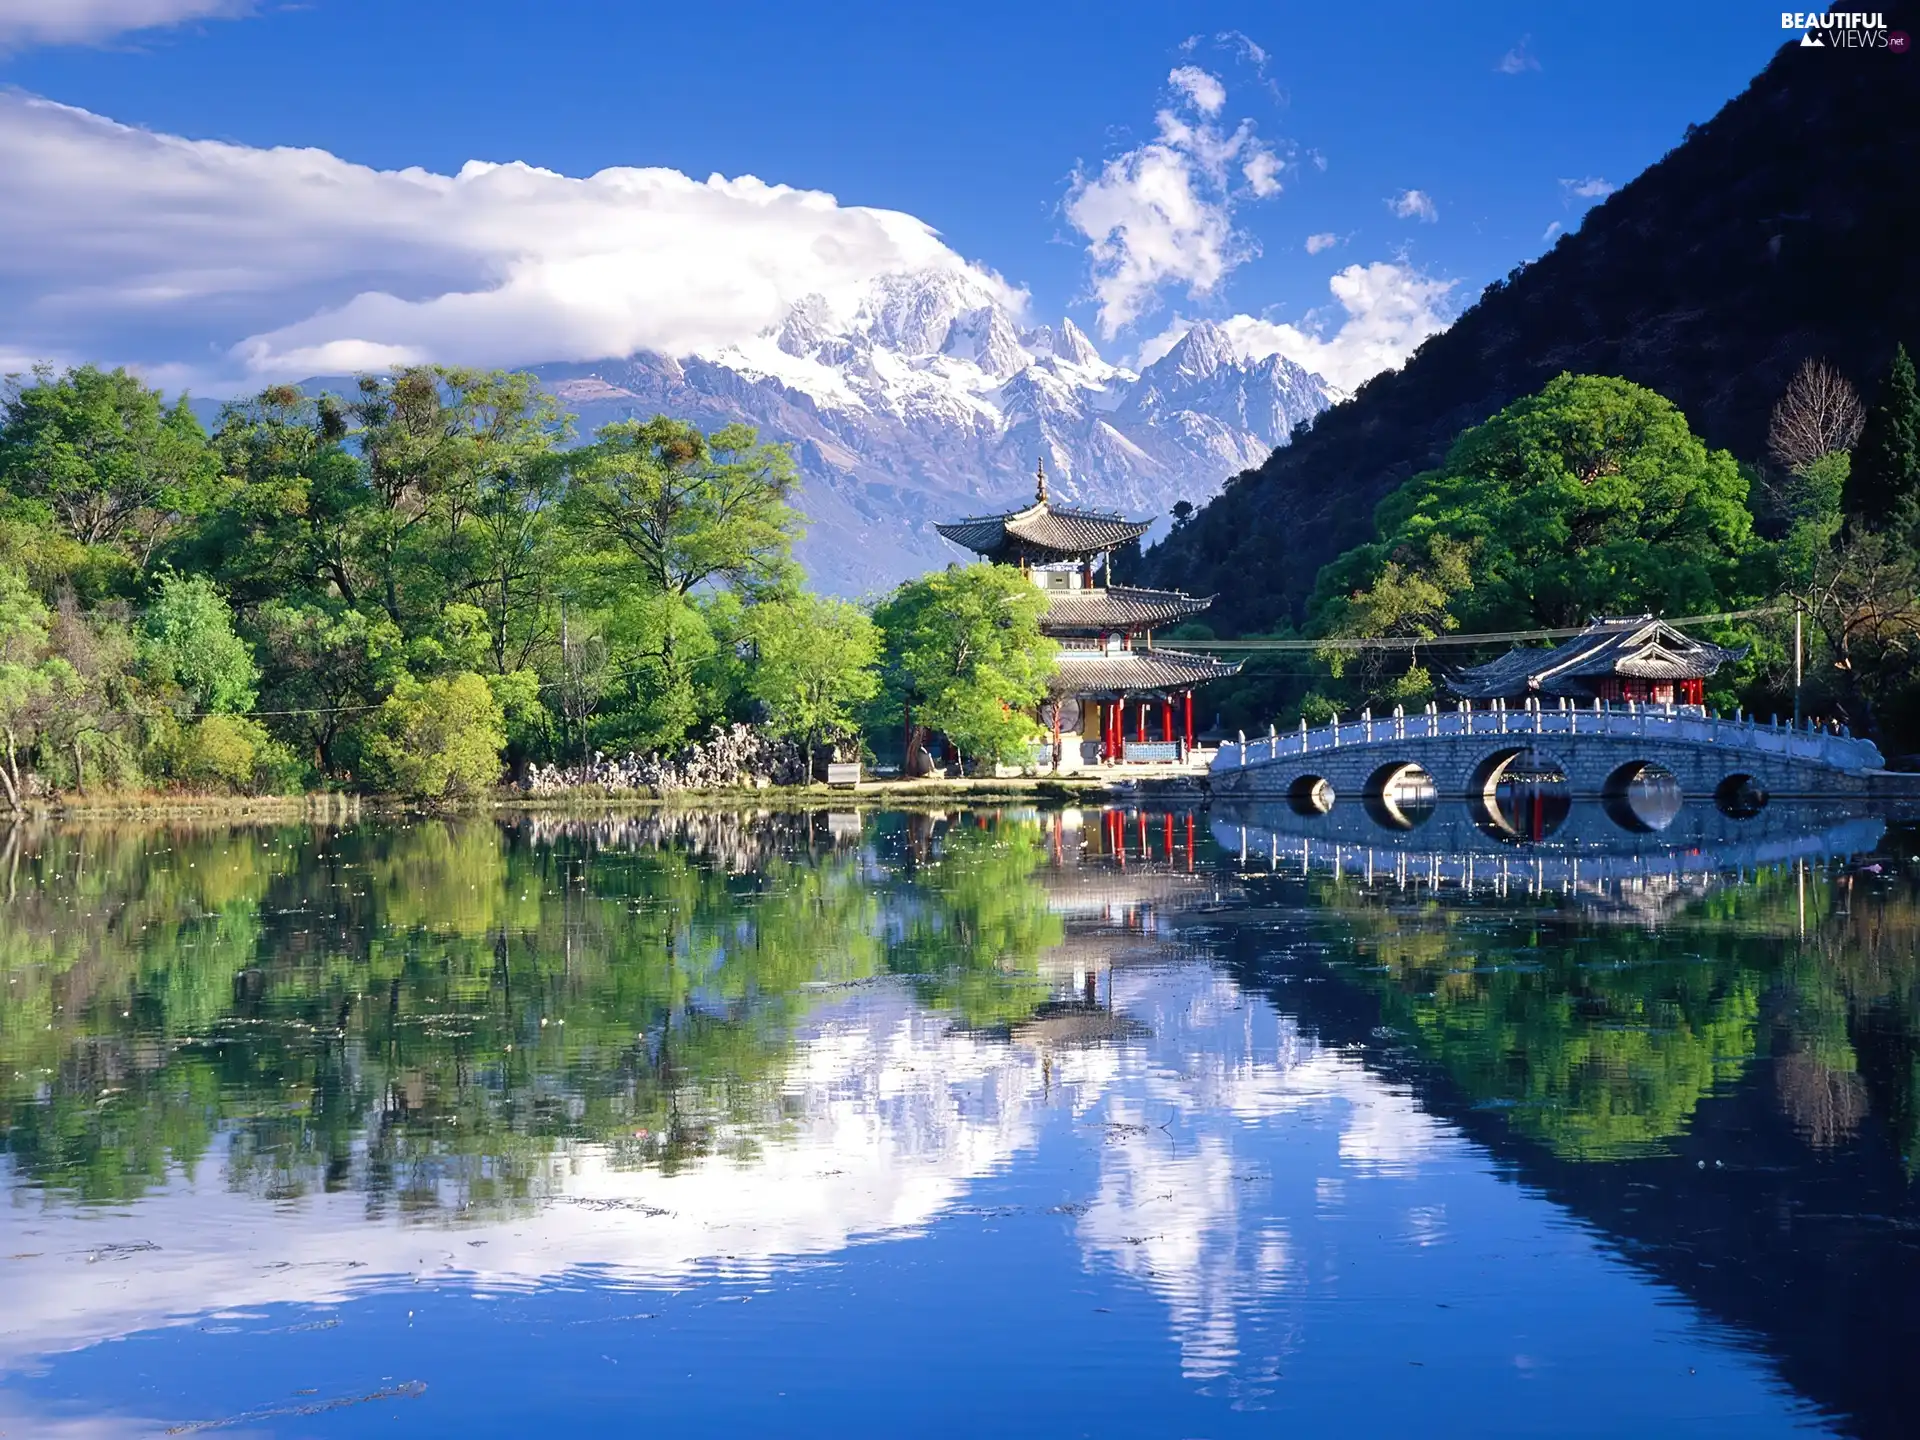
<box><xmin>1213</xmin><ymin>701</ymin><xmax>1885</xmax><ymax>775</ymax></box>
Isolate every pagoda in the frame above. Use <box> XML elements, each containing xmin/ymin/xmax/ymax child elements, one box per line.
<box><xmin>1444</xmin><ymin>616</ymin><xmax>1747</xmax><ymax>706</ymax></box>
<box><xmin>934</xmin><ymin>463</ymin><xmax>1241</xmax><ymax>768</ymax></box>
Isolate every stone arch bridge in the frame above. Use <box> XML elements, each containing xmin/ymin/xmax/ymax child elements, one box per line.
<box><xmin>1209</xmin><ymin>701</ymin><xmax>1885</xmax><ymax>808</ymax></box>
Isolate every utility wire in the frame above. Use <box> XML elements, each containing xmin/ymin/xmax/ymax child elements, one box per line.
<box><xmin>1174</xmin><ymin>605</ymin><xmax>1789</xmax><ymax>653</ymax></box>
<box><xmin>188</xmin><ymin>607</ymin><xmax>1790</xmax><ymax>720</ymax></box>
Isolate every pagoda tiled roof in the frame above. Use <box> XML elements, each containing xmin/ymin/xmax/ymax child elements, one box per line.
<box><xmin>1043</xmin><ymin>585</ymin><xmax>1213</xmax><ymax>632</ymax></box>
<box><xmin>1444</xmin><ymin>616</ymin><xmax>1748</xmax><ymax>699</ymax></box>
<box><xmin>936</xmin><ymin>500</ymin><xmax>1151</xmax><ymax>560</ymax></box>
<box><xmin>1048</xmin><ymin>647</ymin><xmax>1243</xmax><ymax>696</ymax></box>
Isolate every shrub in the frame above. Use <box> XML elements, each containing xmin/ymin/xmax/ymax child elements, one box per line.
<box><xmin>368</xmin><ymin>671</ymin><xmax>506</xmax><ymax>800</ymax></box>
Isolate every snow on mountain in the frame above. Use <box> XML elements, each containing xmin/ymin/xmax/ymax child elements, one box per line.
<box><xmin>535</xmin><ymin>269</ymin><xmax>1333</xmax><ymax>596</ymax></box>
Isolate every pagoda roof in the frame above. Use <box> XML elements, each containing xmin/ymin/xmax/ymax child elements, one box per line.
<box><xmin>1043</xmin><ymin>585</ymin><xmax>1214</xmax><ymax>632</ymax></box>
<box><xmin>1049</xmin><ymin>646</ymin><xmax>1243</xmax><ymax>696</ymax></box>
<box><xmin>1444</xmin><ymin>616</ymin><xmax>1748</xmax><ymax>699</ymax></box>
<box><xmin>936</xmin><ymin>500</ymin><xmax>1151</xmax><ymax>561</ymax></box>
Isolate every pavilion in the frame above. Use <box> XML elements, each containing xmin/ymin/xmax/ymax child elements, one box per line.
<box><xmin>935</xmin><ymin>463</ymin><xmax>1241</xmax><ymax>768</ymax></box>
<box><xmin>1443</xmin><ymin>616</ymin><xmax>1747</xmax><ymax>707</ymax></box>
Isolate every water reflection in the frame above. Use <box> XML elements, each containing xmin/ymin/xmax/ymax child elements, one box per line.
<box><xmin>1</xmin><ymin>807</ymin><xmax>1917</xmax><ymax>1436</ymax></box>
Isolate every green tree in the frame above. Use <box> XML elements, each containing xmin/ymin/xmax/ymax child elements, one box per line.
<box><xmin>249</xmin><ymin>602</ymin><xmax>403</xmax><ymax>778</ymax></box>
<box><xmin>347</xmin><ymin>367</ymin><xmax>568</xmax><ymax>629</ymax></box>
<box><xmin>141</xmin><ymin>572</ymin><xmax>258</xmax><ymax>714</ymax></box>
<box><xmin>0</xmin><ymin>365</ymin><xmax>216</xmax><ymax>563</ymax></box>
<box><xmin>192</xmin><ymin>385</ymin><xmax>367</xmax><ymax>608</ymax></box>
<box><xmin>367</xmin><ymin>671</ymin><xmax>506</xmax><ymax>800</ymax></box>
<box><xmin>872</xmin><ymin>564</ymin><xmax>1056</xmax><ymax>767</ymax></box>
<box><xmin>1845</xmin><ymin>344</ymin><xmax>1920</xmax><ymax>527</ymax></box>
<box><xmin>0</xmin><ymin>563</ymin><xmax>63</xmax><ymax>810</ymax></box>
<box><xmin>744</xmin><ymin>593</ymin><xmax>880</xmax><ymax>761</ymax></box>
<box><xmin>1308</xmin><ymin>374</ymin><xmax>1761</xmax><ymax>704</ymax></box>
<box><xmin>564</xmin><ymin>417</ymin><xmax>800</xmax><ymax>597</ymax></box>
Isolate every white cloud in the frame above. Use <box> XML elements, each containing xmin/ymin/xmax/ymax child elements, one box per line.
<box><xmin>0</xmin><ymin>94</ymin><xmax>1016</xmax><ymax>391</ymax></box>
<box><xmin>1065</xmin><ymin>74</ymin><xmax>1285</xmax><ymax>337</ymax></box>
<box><xmin>1304</xmin><ymin>231</ymin><xmax>1338</xmax><ymax>255</ymax></box>
<box><xmin>1168</xmin><ymin>64</ymin><xmax>1227</xmax><ymax>116</ymax></box>
<box><xmin>1496</xmin><ymin>36</ymin><xmax>1540</xmax><ymax>73</ymax></box>
<box><xmin>1388</xmin><ymin>188</ymin><xmax>1439</xmax><ymax>223</ymax></box>
<box><xmin>0</xmin><ymin>0</ymin><xmax>251</xmax><ymax>47</ymax></box>
<box><xmin>1242</xmin><ymin>150</ymin><xmax>1283</xmax><ymax>197</ymax></box>
<box><xmin>1560</xmin><ymin>176</ymin><xmax>1616</xmax><ymax>200</ymax></box>
<box><xmin>1136</xmin><ymin>260</ymin><xmax>1455</xmax><ymax>394</ymax></box>
<box><xmin>1542</xmin><ymin>220</ymin><xmax>1563</xmax><ymax>242</ymax></box>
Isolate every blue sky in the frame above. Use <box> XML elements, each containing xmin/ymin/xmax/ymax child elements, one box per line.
<box><xmin>0</xmin><ymin>0</ymin><xmax>1793</xmax><ymax>392</ymax></box>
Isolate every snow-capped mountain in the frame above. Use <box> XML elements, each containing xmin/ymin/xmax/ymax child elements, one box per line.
<box><xmin>533</xmin><ymin>268</ymin><xmax>1333</xmax><ymax>596</ymax></box>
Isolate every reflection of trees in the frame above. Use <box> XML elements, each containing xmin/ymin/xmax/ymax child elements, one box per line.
<box><xmin>1296</xmin><ymin>843</ymin><xmax>1920</xmax><ymax>1167</ymax></box>
<box><xmin>877</xmin><ymin>814</ymin><xmax>1060</xmax><ymax>1029</ymax></box>
<box><xmin>0</xmin><ymin>810</ymin><xmax>1066</xmax><ymax>1211</ymax></box>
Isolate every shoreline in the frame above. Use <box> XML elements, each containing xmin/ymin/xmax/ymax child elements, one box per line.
<box><xmin>3</xmin><ymin>773</ymin><xmax>1209</xmax><ymax>822</ymax></box>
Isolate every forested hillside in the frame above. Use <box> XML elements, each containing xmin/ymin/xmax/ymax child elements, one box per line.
<box><xmin>1144</xmin><ymin>10</ymin><xmax>1920</xmax><ymax>631</ymax></box>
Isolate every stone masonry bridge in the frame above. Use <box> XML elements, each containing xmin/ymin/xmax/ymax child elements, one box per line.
<box><xmin>1209</xmin><ymin>699</ymin><xmax>1886</xmax><ymax>809</ymax></box>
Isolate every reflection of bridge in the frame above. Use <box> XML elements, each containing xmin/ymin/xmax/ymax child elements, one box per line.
<box><xmin>1212</xmin><ymin>703</ymin><xmax>1885</xmax><ymax>806</ymax></box>
<box><xmin>1209</xmin><ymin>800</ymin><xmax>1886</xmax><ymax>893</ymax></box>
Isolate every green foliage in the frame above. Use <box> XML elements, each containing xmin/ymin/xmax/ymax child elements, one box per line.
<box><xmin>159</xmin><ymin>712</ymin><xmax>303</xmax><ymax>793</ymax></box>
<box><xmin>1315</xmin><ymin>374</ymin><xmax>1757</xmax><ymax>635</ymax></box>
<box><xmin>141</xmin><ymin>572</ymin><xmax>258</xmax><ymax>714</ymax></box>
<box><xmin>871</xmin><ymin>564</ymin><xmax>1056</xmax><ymax>766</ymax></box>
<box><xmin>367</xmin><ymin>670</ymin><xmax>506</xmax><ymax>800</ymax></box>
<box><xmin>1772</xmin><ymin>450</ymin><xmax>1848</xmax><ymax>588</ymax></box>
<box><xmin>0</xmin><ymin>365</ymin><xmax>216</xmax><ymax>562</ymax></box>
<box><xmin>564</xmin><ymin>416</ymin><xmax>800</xmax><ymax>596</ymax></box>
<box><xmin>744</xmin><ymin>593</ymin><xmax>881</xmax><ymax>754</ymax></box>
<box><xmin>1845</xmin><ymin>344</ymin><xmax>1920</xmax><ymax>527</ymax></box>
<box><xmin>1304</xmin><ymin>374</ymin><xmax>1763</xmax><ymax>709</ymax></box>
<box><xmin>249</xmin><ymin>602</ymin><xmax>404</xmax><ymax>777</ymax></box>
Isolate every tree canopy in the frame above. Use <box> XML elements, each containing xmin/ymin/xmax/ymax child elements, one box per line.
<box><xmin>872</xmin><ymin>564</ymin><xmax>1056</xmax><ymax>766</ymax></box>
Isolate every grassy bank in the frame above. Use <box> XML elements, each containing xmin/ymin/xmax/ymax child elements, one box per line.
<box><xmin>3</xmin><ymin>772</ymin><xmax>1215</xmax><ymax>822</ymax></box>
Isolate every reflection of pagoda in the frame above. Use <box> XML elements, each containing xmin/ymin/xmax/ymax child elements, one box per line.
<box><xmin>1015</xmin><ymin>808</ymin><xmax>1231</xmax><ymax>1051</ymax></box>
<box><xmin>936</xmin><ymin>463</ymin><xmax>1242</xmax><ymax>769</ymax></box>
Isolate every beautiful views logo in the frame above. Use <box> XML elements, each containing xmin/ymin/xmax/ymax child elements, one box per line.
<box><xmin>1781</xmin><ymin>11</ymin><xmax>1909</xmax><ymax>50</ymax></box>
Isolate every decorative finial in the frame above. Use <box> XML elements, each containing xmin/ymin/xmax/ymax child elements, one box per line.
<box><xmin>1035</xmin><ymin>457</ymin><xmax>1048</xmax><ymax>505</ymax></box>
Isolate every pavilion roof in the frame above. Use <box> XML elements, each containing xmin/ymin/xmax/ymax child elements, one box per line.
<box><xmin>1043</xmin><ymin>585</ymin><xmax>1214</xmax><ymax>632</ymax></box>
<box><xmin>1049</xmin><ymin>647</ymin><xmax>1243</xmax><ymax>696</ymax></box>
<box><xmin>935</xmin><ymin>500</ymin><xmax>1151</xmax><ymax>560</ymax></box>
<box><xmin>1444</xmin><ymin>616</ymin><xmax>1748</xmax><ymax>698</ymax></box>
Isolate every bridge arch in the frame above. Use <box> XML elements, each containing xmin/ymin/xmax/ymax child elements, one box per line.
<box><xmin>1472</xmin><ymin>745</ymin><xmax>1572</xmax><ymax>842</ymax></box>
<box><xmin>1602</xmin><ymin>760</ymin><xmax>1684</xmax><ymax>833</ymax></box>
<box><xmin>1288</xmin><ymin>774</ymin><xmax>1336</xmax><ymax>816</ymax></box>
<box><xmin>1715</xmin><ymin>772</ymin><xmax>1769</xmax><ymax>819</ymax></box>
<box><xmin>1363</xmin><ymin>761</ymin><xmax>1437</xmax><ymax>831</ymax></box>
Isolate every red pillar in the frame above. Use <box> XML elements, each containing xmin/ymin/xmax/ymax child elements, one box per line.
<box><xmin>1184</xmin><ymin>691</ymin><xmax>1194</xmax><ymax>748</ymax></box>
<box><xmin>1135</xmin><ymin>700</ymin><xmax>1145</xmax><ymax>743</ymax></box>
<box><xmin>1162</xmin><ymin>699</ymin><xmax>1173</xmax><ymax>743</ymax></box>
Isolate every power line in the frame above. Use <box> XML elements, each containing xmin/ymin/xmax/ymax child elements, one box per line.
<box><xmin>1174</xmin><ymin>605</ymin><xmax>1788</xmax><ymax>653</ymax></box>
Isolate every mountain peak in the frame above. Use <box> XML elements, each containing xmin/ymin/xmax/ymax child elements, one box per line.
<box><xmin>1152</xmin><ymin>320</ymin><xmax>1237</xmax><ymax>381</ymax></box>
<box><xmin>1056</xmin><ymin>318</ymin><xmax>1102</xmax><ymax>367</ymax></box>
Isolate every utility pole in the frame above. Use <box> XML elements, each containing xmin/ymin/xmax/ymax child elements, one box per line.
<box><xmin>1793</xmin><ymin>601</ymin><xmax>1803</xmax><ymax>729</ymax></box>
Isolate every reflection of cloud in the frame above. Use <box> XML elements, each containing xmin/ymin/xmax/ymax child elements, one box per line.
<box><xmin>0</xmin><ymin>951</ymin><xmax>1460</xmax><ymax>1416</ymax></box>
<box><xmin>1074</xmin><ymin>965</ymin><xmax>1453</xmax><ymax>1389</ymax></box>
<box><xmin>0</xmin><ymin>985</ymin><xmax>1048</xmax><ymax>1370</ymax></box>
<box><xmin>1081</xmin><ymin>1115</ymin><xmax>1290</xmax><ymax>1379</ymax></box>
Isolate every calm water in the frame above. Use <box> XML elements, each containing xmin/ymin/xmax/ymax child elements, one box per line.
<box><xmin>2</xmin><ymin>805</ymin><xmax>1918</xmax><ymax>1438</ymax></box>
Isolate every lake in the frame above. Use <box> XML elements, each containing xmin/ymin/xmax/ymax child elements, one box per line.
<box><xmin>1</xmin><ymin>804</ymin><xmax>1916</xmax><ymax>1437</ymax></box>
